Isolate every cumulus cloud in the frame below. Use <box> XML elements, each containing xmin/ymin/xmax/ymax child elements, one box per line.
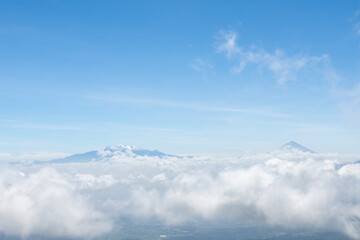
<box><xmin>151</xmin><ymin>173</ymin><xmax>167</xmax><ymax>183</ymax></box>
<box><xmin>0</xmin><ymin>167</ymin><xmax>112</xmax><ymax>238</ymax></box>
<box><xmin>74</xmin><ymin>173</ymin><xmax>118</xmax><ymax>189</ymax></box>
<box><xmin>216</xmin><ymin>30</ymin><xmax>329</xmax><ymax>84</ymax></box>
<box><xmin>217</xmin><ymin>31</ymin><xmax>240</xmax><ymax>59</ymax></box>
<box><xmin>120</xmin><ymin>155</ymin><xmax>360</xmax><ymax>239</ymax></box>
<box><xmin>4</xmin><ymin>150</ymin><xmax>360</xmax><ymax>239</ymax></box>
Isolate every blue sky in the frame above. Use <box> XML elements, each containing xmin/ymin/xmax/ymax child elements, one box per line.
<box><xmin>1</xmin><ymin>0</ymin><xmax>360</xmax><ymax>156</ymax></box>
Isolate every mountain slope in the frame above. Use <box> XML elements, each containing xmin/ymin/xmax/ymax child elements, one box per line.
<box><xmin>40</xmin><ymin>144</ymin><xmax>179</xmax><ymax>164</ymax></box>
<box><xmin>280</xmin><ymin>141</ymin><xmax>315</xmax><ymax>153</ymax></box>
<box><xmin>48</xmin><ymin>151</ymin><xmax>100</xmax><ymax>164</ymax></box>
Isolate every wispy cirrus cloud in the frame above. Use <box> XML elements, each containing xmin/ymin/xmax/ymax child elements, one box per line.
<box><xmin>191</xmin><ymin>58</ymin><xmax>213</xmax><ymax>79</ymax></box>
<box><xmin>216</xmin><ymin>30</ymin><xmax>329</xmax><ymax>84</ymax></box>
<box><xmin>349</xmin><ymin>10</ymin><xmax>360</xmax><ymax>36</ymax></box>
<box><xmin>332</xmin><ymin>82</ymin><xmax>360</xmax><ymax>124</ymax></box>
<box><xmin>0</xmin><ymin>119</ymin><xmax>86</xmax><ymax>131</ymax></box>
<box><xmin>0</xmin><ymin>152</ymin><xmax>69</xmax><ymax>163</ymax></box>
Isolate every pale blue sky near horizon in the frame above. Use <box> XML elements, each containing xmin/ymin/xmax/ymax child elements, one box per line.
<box><xmin>1</xmin><ymin>0</ymin><xmax>360</xmax><ymax>156</ymax></box>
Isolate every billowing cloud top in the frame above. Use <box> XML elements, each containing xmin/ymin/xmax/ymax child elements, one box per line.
<box><xmin>2</xmin><ymin>144</ymin><xmax>360</xmax><ymax>239</ymax></box>
<box><xmin>0</xmin><ymin>167</ymin><xmax>112</xmax><ymax>238</ymax></box>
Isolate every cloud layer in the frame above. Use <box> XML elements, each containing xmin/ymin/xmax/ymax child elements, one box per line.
<box><xmin>122</xmin><ymin>157</ymin><xmax>360</xmax><ymax>239</ymax></box>
<box><xmin>2</xmin><ymin>150</ymin><xmax>360</xmax><ymax>239</ymax></box>
<box><xmin>0</xmin><ymin>167</ymin><xmax>112</xmax><ymax>238</ymax></box>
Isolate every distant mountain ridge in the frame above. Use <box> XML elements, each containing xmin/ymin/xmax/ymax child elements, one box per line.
<box><xmin>103</xmin><ymin>144</ymin><xmax>176</xmax><ymax>158</ymax></box>
<box><xmin>42</xmin><ymin>144</ymin><xmax>178</xmax><ymax>164</ymax></box>
<box><xmin>13</xmin><ymin>141</ymin><xmax>315</xmax><ymax>165</ymax></box>
<box><xmin>280</xmin><ymin>141</ymin><xmax>315</xmax><ymax>153</ymax></box>
<box><xmin>48</xmin><ymin>151</ymin><xmax>100</xmax><ymax>164</ymax></box>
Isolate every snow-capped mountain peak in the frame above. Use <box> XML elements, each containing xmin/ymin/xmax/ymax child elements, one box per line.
<box><xmin>280</xmin><ymin>141</ymin><xmax>315</xmax><ymax>153</ymax></box>
<box><xmin>102</xmin><ymin>144</ymin><xmax>172</xmax><ymax>158</ymax></box>
<box><xmin>104</xmin><ymin>144</ymin><xmax>142</xmax><ymax>153</ymax></box>
<box><xmin>34</xmin><ymin>144</ymin><xmax>179</xmax><ymax>164</ymax></box>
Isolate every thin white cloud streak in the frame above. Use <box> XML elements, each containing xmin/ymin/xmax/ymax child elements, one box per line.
<box><xmin>98</xmin><ymin>123</ymin><xmax>182</xmax><ymax>133</ymax></box>
<box><xmin>84</xmin><ymin>95</ymin><xmax>294</xmax><ymax>119</ymax></box>
<box><xmin>0</xmin><ymin>119</ymin><xmax>87</xmax><ymax>131</ymax></box>
<box><xmin>0</xmin><ymin>118</ymin><xmax>183</xmax><ymax>134</ymax></box>
<box><xmin>212</xmin><ymin>107</ymin><xmax>294</xmax><ymax>119</ymax></box>
<box><xmin>254</xmin><ymin>120</ymin><xmax>349</xmax><ymax>134</ymax></box>
<box><xmin>216</xmin><ymin>30</ymin><xmax>329</xmax><ymax>84</ymax></box>
<box><xmin>0</xmin><ymin>167</ymin><xmax>112</xmax><ymax>238</ymax></box>
<box><xmin>0</xmin><ymin>152</ymin><xmax>69</xmax><ymax>162</ymax></box>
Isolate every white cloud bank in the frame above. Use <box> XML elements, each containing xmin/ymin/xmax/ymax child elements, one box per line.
<box><xmin>2</xmin><ymin>150</ymin><xmax>360</xmax><ymax>239</ymax></box>
<box><xmin>0</xmin><ymin>167</ymin><xmax>112</xmax><ymax>238</ymax></box>
<box><xmin>74</xmin><ymin>173</ymin><xmax>118</xmax><ymax>190</ymax></box>
<box><xmin>118</xmin><ymin>155</ymin><xmax>360</xmax><ymax>239</ymax></box>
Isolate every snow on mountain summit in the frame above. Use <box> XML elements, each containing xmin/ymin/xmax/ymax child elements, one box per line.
<box><xmin>102</xmin><ymin>144</ymin><xmax>174</xmax><ymax>158</ymax></box>
<box><xmin>104</xmin><ymin>144</ymin><xmax>142</xmax><ymax>152</ymax></box>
